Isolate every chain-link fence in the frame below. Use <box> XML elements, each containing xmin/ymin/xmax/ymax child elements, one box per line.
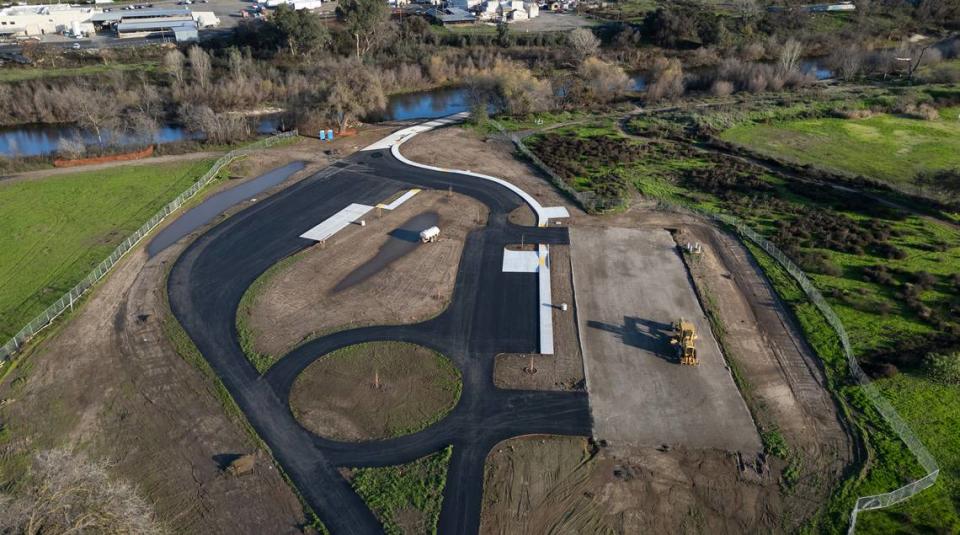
<box><xmin>0</xmin><ymin>131</ymin><xmax>298</xmax><ymax>364</ymax></box>
<box><xmin>510</xmin><ymin>132</ymin><xmax>939</xmax><ymax>533</ymax></box>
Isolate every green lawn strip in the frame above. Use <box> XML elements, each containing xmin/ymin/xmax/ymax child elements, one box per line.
<box><xmin>235</xmin><ymin>253</ymin><xmax>301</xmax><ymax>374</ymax></box>
<box><xmin>0</xmin><ymin>158</ymin><xmax>216</xmax><ymax>341</ymax></box>
<box><xmin>0</xmin><ymin>62</ymin><xmax>158</xmax><ymax>83</ymax></box>
<box><xmin>720</xmin><ymin>114</ymin><xmax>960</xmax><ymax>184</ymax></box>
<box><xmin>347</xmin><ymin>446</ymin><xmax>452</xmax><ymax>535</ymax></box>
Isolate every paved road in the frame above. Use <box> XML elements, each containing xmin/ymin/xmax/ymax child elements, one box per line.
<box><xmin>167</xmin><ymin>148</ymin><xmax>592</xmax><ymax>534</ymax></box>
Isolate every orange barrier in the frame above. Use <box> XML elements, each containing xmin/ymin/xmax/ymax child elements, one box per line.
<box><xmin>53</xmin><ymin>145</ymin><xmax>154</xmax><ymax>168</ymax></box>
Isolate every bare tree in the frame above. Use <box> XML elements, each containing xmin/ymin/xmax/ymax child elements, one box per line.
<box><xmin>162</xmin><ymin>49</ymin><xmax>186</xmax><ymax>85</ymax></box>
<box><xmin>779</xmin><ymin>38</ymin><xmax>803</xmax><ymax>75</ymax></box>
<box><xmin>56</xmin><ymin>136</ymin><xmax>86</xmax><ymax>160</ymax></box>
<box><xmin>187</xmin><ymin>45</ymin><xmax>211</xmax><ymax>90</ymax></box>
<box><xmin>568</xmin><ymin>28</ymin><xmax>600</xmax><ymax>63</ymax></box>
<box><xmin>0</xmin><ymin>449</ymin><xmax>165</xmax><ymax>535</ymax></box>
<box><xmin>646</xmin><ymin>58</ymin><xmax>685</xmax><ymax>103</ymax></box>
<box><xmin>74</xmin><ymin>88</ymin><xmax>120</xmax><ymax>147</ymax></box>
<box><xmin>576</xmin><ymin>58</ymin><xmax>631</xmax><ymax>104</ymax></box>
<box><xmin>323</xmin><ymin>61</ymin><xmax>387</xmax><ymax>132</ymax></box>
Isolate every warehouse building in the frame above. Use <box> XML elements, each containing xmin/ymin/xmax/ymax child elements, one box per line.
<box><xmin>0</xmin><ymin>4</ymin><xmax>96</xmax><ymax>37</ymax></box>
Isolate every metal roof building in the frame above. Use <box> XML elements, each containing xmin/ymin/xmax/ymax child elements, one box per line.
<box><xmin>116</xmin><ymin>19</ymin><xmax>198</xmax><ymax>42</ymax></box>
<box><xmin>425</xmin><ymin>7</ymin><xmax>476</xmax><ymax>25</ymax></box>
<box><xmin>91</xmin><ymin>8</ymin><xmax>193</xmax><ymax>23</ymax></box>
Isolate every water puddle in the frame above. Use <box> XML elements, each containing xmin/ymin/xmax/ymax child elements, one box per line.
<box><xmin>147</xmin><ymin>161</ymin><xmax>306</xmax><ymax>257</ymax></box>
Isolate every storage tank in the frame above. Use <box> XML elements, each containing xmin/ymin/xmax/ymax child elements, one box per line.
<box><xmin>419</xmin><ymin>226</ymin><xmax>440</xmax><ymax>243</ymax></box>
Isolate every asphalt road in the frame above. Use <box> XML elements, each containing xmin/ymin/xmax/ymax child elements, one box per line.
<box><xmin>167</xmin><ymin>148</ymin><xmax>592</xmax><ymax>534</ymax></box>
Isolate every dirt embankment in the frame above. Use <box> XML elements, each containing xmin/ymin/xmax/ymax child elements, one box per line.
<box><xmin>245</xmin><ymin>190</ymin><xmax>488</xmax><ymax>359</ymax></box>
<box><xmin>290</xmin><ymin>342</ymin><xmax>461</xmax><ymax>441</ymax></box>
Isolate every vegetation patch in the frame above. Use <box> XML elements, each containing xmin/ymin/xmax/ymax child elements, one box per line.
<box><xmin>720</xmin><ymin>114</ymin><xmax>960</xmax><ymax>185</ymax></box>
<box><xmin>290</xmin><ymin>342</ymin><xmax>461</xmax><ymax>441</ymax></box>
<box><xmin>0</xmin><ymin>158</ymin><xmax>215</xmax><ymax>341</ymax></box>
<box><xmin>345</xmin><ymin>446</ymin><xmax>451</xmax><ymax>535</ymax></box>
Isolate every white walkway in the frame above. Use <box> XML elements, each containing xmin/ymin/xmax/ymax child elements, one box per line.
<box><xmin>377</xmin><ymin>188</ymin><xmax>420</xmax><ymax>210</ymax></box>
<box><xmin>300</xmin><ymin>203</ymin><xmax>373</xmax><ymax>242</ymax></box>
<box><xmin>538</xmin><ymin>244</ymin><xmax>554</xmax><ymax>355</ymax></box>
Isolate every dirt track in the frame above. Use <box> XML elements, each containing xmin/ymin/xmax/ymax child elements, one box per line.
<box><xmin>245</xmin><ymin>190</ymin><xmax>487</xmax><ymax>359</ymax></box>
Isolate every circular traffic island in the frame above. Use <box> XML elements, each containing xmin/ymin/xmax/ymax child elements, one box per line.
<box><xmin>290</xmin><ymin>341</ymin><xmax>462</xmax><ymax>442</ymax></box>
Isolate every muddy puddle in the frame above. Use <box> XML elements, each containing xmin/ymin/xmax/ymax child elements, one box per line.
<box><xmin>333</xmin><ymin>211</ymin><xmax>439</xmax><ymax>293</ymax></box>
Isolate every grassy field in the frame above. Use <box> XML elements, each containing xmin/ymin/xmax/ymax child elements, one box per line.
<box><xmin>525</xmin><ymin>118</ymin><xmax>960</xmax><ymax>531</ymax></box>
<box><xmin>0</xmin><ymin>62</ymin><xmax>157</xmax><ymax>83</ymax></box>
<box><xmin>348</xmin><ymin>447</ymin><xmax>452</xmax><ymax>535</ymax></box>
<box><xmin>720</xmin><ymin>113</ymin><xmax>960</xmax><ymax>184</ymax></box>
<box><xmin>290</xmin><ymin>342</ymin><xmax>461</xmax><ymax>441</ymax></box>
<box><xmin>0</xmin><ymin>158</ymin><xmax>215</xmax><ymax>342</ymax></box>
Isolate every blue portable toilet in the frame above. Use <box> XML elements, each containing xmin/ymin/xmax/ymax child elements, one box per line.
<box><xmin>318</xmin><ymin>130</ymin><xmax>326</xmax><ymax>141</ymax></box>
<box><xmin>327</xmin><ymin>129</ymin><xmax>334</xmax><ymax>142</ymax></box>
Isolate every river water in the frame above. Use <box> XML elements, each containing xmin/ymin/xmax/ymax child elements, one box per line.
<box><xmin>0</xmin><ymin>61</ymin><xmax>833</xmax><ymax>159</ymax></box>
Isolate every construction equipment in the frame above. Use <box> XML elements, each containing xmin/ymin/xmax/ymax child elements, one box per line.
<box><xmin>670</xmin><ymin>318</ymin><xmax>698</xmax><ymax>366</ymax></box>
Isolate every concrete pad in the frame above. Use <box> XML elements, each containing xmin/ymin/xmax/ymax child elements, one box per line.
<box><xmin>540</xmin><ymin>206</ymin><xmax>570</xmax><ymax>221</ymax></box>
<box><xmin>377</xmin><ymin>189</ymin><xmax>420</xmax><ymax>211</ymax></box>
<box><xmin>502</xmin><ymin>249</ymin><xmax>539</xmax><ymax>273</ymax></box>
<box><xmin>538</xmin><ymin>244</ymin><xmax>553</xmax><ymax>355</ymax></box>
<box><xmin>300</xmin><ymin>203</ymin><xmax>373</xmax><ymax>242</ymax></box>
<box><xmin>570</xmin><ymin>226</ymin><xmax>760</xmax><ymax>452</ymax></box>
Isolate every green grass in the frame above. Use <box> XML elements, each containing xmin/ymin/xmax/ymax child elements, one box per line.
<box><xmin>0</xmin><ymin>62</ymin><xmax>158</xmax><ymax>83</ymax></box>
<box><xmin>0</xmin><ymin>158</ymin><xmax>215</xmax><ymax>341</ymax></box>
<box><xmin>720</xmin><ymin>114</ymin><xmax>960</xmax><ymax>184</ymax></box>
<box><xmin>348</xmin><ymin>447</ymin><xmax>452</xmax><ymax>535</ymax></box>
<box><xmin>235</xmin><ymin>253</ymin><xmax>300</xmax><ymax>373</ymax></box>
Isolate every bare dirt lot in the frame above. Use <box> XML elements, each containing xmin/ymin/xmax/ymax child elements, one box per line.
<box><xmin>0</xmin><ymin>246</ymin><xmax>305</xmax><ymax>534</ymax></box>
<box><xmin>290</xmin><ymin>341</ymin><xmax>461</xmax><ymax>441</ymax></box>
<box><xmin>245</xmin><ymin>189</ymin><xmax>488</xmax><ymax>359</ymax></box>
<box><xmin>570</xmin><ymin>226</ymin><xmax>760</xmax><ymax>452</ymax></box>
<box><xmin>494</xmin><ymin>245</ymin><xmax>584</xmax><ymax>391</ymax></box>
<box><xmin>481</xmin><ymin>434</ymin><xmax>793</xmax><ymax>535</ymax></box>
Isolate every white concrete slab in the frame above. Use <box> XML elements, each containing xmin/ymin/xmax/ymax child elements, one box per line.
<box><xmin>377</xmin><ymin>188</ymin><xmax>420</xmax><ymax>210</ymax></box>
<box><xmin>541</xmin><ymin>206</ymin><xmax>570</xmax><ymax>220</ymax></box>
<box><xmin>300</xmin><ymin>203</ymin><xmax>373</xmax><ymax>242</ymax></box>
<box><xmin>538</xmin><ymin>244</ymin><xmax>554</xmax><ymax>355</ymax></box>
<box><xmin>502</xmin><ymin>249</ymin><xmax>540</xmax><ymax>272</ymax></box>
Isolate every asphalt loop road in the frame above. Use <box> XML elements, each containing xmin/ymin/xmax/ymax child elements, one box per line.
<box><xmin>167</xmin><ymin>148</ymin><xmax>593</xmax><ymax>534</ymax></box>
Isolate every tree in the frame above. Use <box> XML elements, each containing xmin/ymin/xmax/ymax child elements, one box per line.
<box><xmin>162</xmin><ymin>49</ymin><xmax>185</xmax><ymax>85</ymax></box>
<box><xmin>187</xmin><ymin>45</ymin><xmax>211</xmax><ymax>90</ymax></box>
<box><xmin>646</xmin><ymin>57</ymin><xmax>684</xmax><ymax>103</ymax></box>
<box><xmin>779</xmin><ymin>38</ymin><xmax>803</xmax><ymax>75</ymax></box>
<box><xmin>74</xmin><ymin>88</ymin><xmax>120</xmax><ymax>147</ymax></box>
<box><xmin>322</xmin><ymin>61</ymin><xmax>386</xmax><ymax>132</ymax></box>
<box><xmin>496</xmin><ymin>20</ymin><xmax>510</xmax><ymax>48</ymax></box>
<box><xmin>575</xmin><ymin>58</ymin><xmax>630</xmax><ymax>104</ymax></box>
<box><xmin>337</xmin><ymin>0</ymin><xmax>389</xmax><ymax>59</ymax></box>
<box><xmin>567</xmin><ymin>28</ymin><xmax>600</xmax><ymax>63</ymax></box>
<box><xmin>0</xmin><ymin>449</ymin><xmax>165</xmax><ymax>535</ymax></box>
<box><xmin>269</xmin><ymin>4</ymin><xmax>330</xmax><ymax>57</ymax></box>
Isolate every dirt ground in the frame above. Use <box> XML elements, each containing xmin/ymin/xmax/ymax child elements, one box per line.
<box><xmin>399</xmin><ymin>126</ymin><xmax>581</xmax><ymax>219</ymax></box>
<box><xmin>0</xmin><ymin>126</ymin><xmax>404</xmax><ymax>534</ymax></box>
<box><xmin>246</xmin><ymin>190</ymin><xmax>488</xmax><ymax>359</ymax></box>
<box><xmin>481</xmin><ymin>435</ymin><xmax>790</xmax><ymax>535</ymax></box>
<box><xmin>674</xmin><ymin>223</ymin><xmax>853</xmax><ymax>517</ymax></box>
<box><xmin>289</xmin><ymin>342</ymin><xmax>461</xmax><ymax>441</ymax></box>
<box><xmin>494</xmin><ymin>245</ymin><xmax>584</xmax><ymax>391</ymax></box>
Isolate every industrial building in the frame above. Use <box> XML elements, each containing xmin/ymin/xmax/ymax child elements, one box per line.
<box><xmin>91</xmin><ymin>7</ymin><xmax>218</xmax><ymax>42</ymax></box>
<box><xmin>0</xmin><ymin>4</ymin><xmax>96</xmax><ymax>38</ymax></box>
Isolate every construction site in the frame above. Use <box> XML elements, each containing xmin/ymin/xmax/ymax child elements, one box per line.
<box><xmin>0</xmin><ymin>116</ymin><xmax>857</xmax><ymax>535</ymax></box>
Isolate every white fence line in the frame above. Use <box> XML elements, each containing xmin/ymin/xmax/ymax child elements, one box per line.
<box><xmin>509</xmin><ymin>131</ymin><xmax>939</xmax><ymax>533</ymax></box>
<box><xmin>0</xmin><ymin>131</ymin><xmax>298</xmax><ymax>363</ymax></box>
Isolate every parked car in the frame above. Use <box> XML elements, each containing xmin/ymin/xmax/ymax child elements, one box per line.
<box><xmin>72</xmin><ymin>42</ymin><xmax>81</xmax><ymax>49</ymax></box>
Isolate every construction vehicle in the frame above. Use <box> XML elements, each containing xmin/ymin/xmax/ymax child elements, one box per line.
<box><xmin>670</xmin><ymin>318</ymin><xmax>698</xmax><ymax>366</ymax></box>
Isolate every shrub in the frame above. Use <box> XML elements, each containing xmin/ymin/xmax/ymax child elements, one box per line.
<box><xmin>924</xmin><ymin>352</ymin><xmax>960</xmax><ymax>385</ymax></box>
<box><xmin>711</xmin><ymin>80</ymin><xmax>734</xmax><ymax>97</ymax></box>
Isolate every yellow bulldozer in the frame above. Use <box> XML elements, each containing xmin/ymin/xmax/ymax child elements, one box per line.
<box><xmin>671</xmin><ymin>318</ymin><xmax>698</xmax><ymax>366</ymax></box>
